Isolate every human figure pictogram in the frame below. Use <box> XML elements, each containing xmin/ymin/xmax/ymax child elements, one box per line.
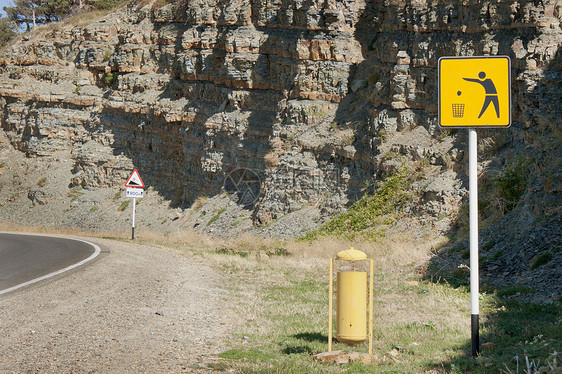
<box><xmin>463</xmin><ymin>72</ymin><xmax>500</xmax><ymax>118</ymax></box>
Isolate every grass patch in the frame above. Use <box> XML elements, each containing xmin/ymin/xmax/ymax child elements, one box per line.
<box><xmin>301</xmin><ymin>166</ymin><xmax>414</xmax><ymax>241</ymax></box>
<box><xmin>215</xmin><ymin>247</ymin><xmax>249</xmax><ymax>258</ymax></box>
<box><xmin>232</xmin><ymin>217</ymin><xmax>249</xmax><ymax>227</ymax></box>
<box><xmin>472</xmin><ymin>301</ymin><xmax>561</xmax><ymax>373</ymax></box>
<box><xmin>117</xmin><ymin>200</ymin><xmax>129</xmax><ymax>212</ymax></box>
<box><xmin>207</xmin><ymin>247</ymin><xmax>560</xmax><ymax>374</ymax></box>
<box><xmin>207</xmin><ymin>208</ymin><xmax>226</xmax><ymax>226</ymax></box>
<box><xmin>216</xmin><ymin>230</ymin><xmax>561</xmax><ymax>373</ymax></box>
<box><xmin>172</xmin><ymin>234</ymin><xmax>509</xmax><ymax>373</ymax></box>
<box><xmin>448</xmin><ymin>244</ymin><xmax>464</xmax><ymax>254</ymax></box>
<box><xmin>67</xmin><ymin>185</ymin><xmax>83</xmax><ymax>201</ymax></box>
<box><xmin>218</xmin><ymin>348</ymin><xmax>275</xmax><ymax>361</ymax></box>
<box><xmin>37</xmin><ymin>177</ymin><xmax>47</xmax><ymax>187</ymax></box>
<box><xmin>497</xmin><ymin>285</ymin><xmax>536</xmax><ymax>298</ymax></box>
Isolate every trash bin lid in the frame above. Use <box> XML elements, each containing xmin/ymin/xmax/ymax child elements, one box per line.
<box><xmin>336</xmin><ymin>247</ymin><xmax>367</xmax><ymax>261</ymax></box>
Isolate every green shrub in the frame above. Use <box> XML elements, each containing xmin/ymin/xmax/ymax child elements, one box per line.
<box><xmin>491</xmin><ymin>249</ymin><xmax>504</xmax><ymax>260</ymax></box>
<box><xmin>37</xmin><ymin>177</ymin><xmax>47</xmax><ymax>187</ymax></box>
<box><xmin>103</xmin><ymin>50</ymin><xmax>112</xmax><ymax>61</ymax></box>
<box><xmin>492</xmin><ymin>157</ymin><xmax>532</xmax><ymax>213</ymax></box>
<box><xmin>0</xmin><ymin>18</ymin><xmax>16</xmax><ymax>49</ymax></box>
<box><xmin>172</xmin><ymin>188</ymin><xmax>184</xmax><ymax>206</ymax></box>
<box><xmin>530</xmin><ymin>253</ymin><xmax>552</xmax><ymax>269</ymax></box>
<box><xmin>483</xmin><ymin>241</ymin><xmax>496</xmax><ymax>251</ymax></box>
<box><xmin>104</xmin><ymin>72</ymin><xmax>117</xmax><ymax>85</ymax></box>
<box><xmin>367</xmin><ymin>71</ymin><xmax>379</xmax><ymax>84</ymax></box>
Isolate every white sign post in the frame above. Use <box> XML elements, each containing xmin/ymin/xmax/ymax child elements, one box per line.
<box><xmin>468</xmin><ymin>128</ymin><xmax>479</xmax><ymax>357</ymax></box>
<box><xmin>438</xmin><ymin>56</ymin><xmax>511</xmax><ymax>357</ymax></box>
<box><xmin>124</xmin><ymin>170</ymin><xmax>145</xmax><ymax>240</ymax></box>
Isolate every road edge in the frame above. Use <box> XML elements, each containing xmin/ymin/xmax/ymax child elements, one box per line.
<box><xmin>0</xmin><ymin>233</ymin><xmax>101</xmax><ymax>296</ymax></box>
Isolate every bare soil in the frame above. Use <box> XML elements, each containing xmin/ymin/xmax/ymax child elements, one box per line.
<box><xmin>0</xmin><ymin>237</ymin><xmax>234</xmax><ymax>373</ymax></box>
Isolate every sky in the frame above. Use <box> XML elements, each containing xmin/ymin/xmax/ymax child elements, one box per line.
<box><xmin>0</xmin><ymin>0</ymin><xmax>13</xmax><ymax>16</ymax></box>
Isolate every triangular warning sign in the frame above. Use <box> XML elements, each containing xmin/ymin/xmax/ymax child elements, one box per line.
<box><xmin>125</xmin><ymin>169</ymin><xmax>145</xmax><ymax>188</ymax></box>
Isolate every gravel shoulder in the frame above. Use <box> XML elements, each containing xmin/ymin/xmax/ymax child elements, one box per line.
<box><xmin>0</xmin><ymin>237</ymin><xmax>234</xmax><ymax>373</ymax></box>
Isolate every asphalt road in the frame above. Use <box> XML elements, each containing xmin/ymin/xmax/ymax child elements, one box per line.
<box><xmin>0</xmin><ymin>233</ymin><xmax>99</xmax><ymax>294</ymax></box>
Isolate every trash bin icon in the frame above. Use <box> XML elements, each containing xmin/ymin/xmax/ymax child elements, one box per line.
<box><xmin>452</xmin><ymin>103</ymin><xmax>465</xmax><ymax>118</ymax></box>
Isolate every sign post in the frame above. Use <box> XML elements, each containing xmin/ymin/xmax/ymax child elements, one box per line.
<box><xmin>468</xmin><ymin>128</ymin><xmax>479</xmax><ymax>357</ymax></box>
<box><xmin>124</xmin><ymin>170</ymin><xmax>145</xmax><ymax>240</ymax></box>
<box><xmin>132</xmin><ymin>196</ymin><xmax>136</xmax><ymax>240</ymax></box>
<box><xmin>438</xmin><ymin>56</ymin><xmax>511</xmax><ymax>357</ymax></box>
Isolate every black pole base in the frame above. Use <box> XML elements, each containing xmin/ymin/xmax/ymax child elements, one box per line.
<box><xmin>471</xmin><ymin>314</ymin><xmax>479</xmax><ymax>357</ymax></box>
<box><xmin>132</xmin><ymin>227</ymin><xmax>135</xmax><ymax>240</ymax></box>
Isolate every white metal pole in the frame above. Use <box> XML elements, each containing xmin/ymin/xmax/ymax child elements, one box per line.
<box><xmin>132</xmin><ymin>197</ymin><xmax>136</xmax><ymax>240</ymax></box>
<box><xmin>469</xmin><ymin>128</ymin><xmax>479</xmax><ymax>357</ymax></box>
<box><xmin>328</xmin><ymin>258</ymin><xmax>333</xmax><ymax>352</ymax></box>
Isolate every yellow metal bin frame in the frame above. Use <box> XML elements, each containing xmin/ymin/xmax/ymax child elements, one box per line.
<box><xmin>328</xmin><ymin>249</ymin><xmax>374</xmax><ymax>355</ymax></box>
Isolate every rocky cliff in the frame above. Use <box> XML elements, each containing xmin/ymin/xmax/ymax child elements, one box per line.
<box><xmin>0</xmin><ymin>1</ymin><xmax>560</xmax><ymax>298</ymax></box>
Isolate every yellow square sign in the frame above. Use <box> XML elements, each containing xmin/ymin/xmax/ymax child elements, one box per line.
<box><xmin>438</xmin><ymin>56</ymin><xmax>511</xmax><ymax>128</ymax></box>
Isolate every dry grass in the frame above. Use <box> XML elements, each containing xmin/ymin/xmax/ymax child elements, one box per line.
<box><xmin>136</xmin><ymin>228</ymin><xmax>220</xmax><ymax>250</ymax></box>
<box><xmin>19</xmin><ymin>10</ymin><xmax>112</xmax><ymax>41</ymax></box>
<box><xmin>264</xmin><ymin>137</ymin><xmax>284</xmax><ymax>167</ymax></box>
<box><xmin>263</xmin><ymin>150</ymin><xmax>280</xmax><ymax>166</ymax></box>
<box><xmin>190</xmin><ymin>195</ymin><xmax>208</xmax><ymax>211</ymax></box>
<box><xmin>0</xmin><ymin>220</ymin><xmax>123</xmax><ymax>238</ymax></box>
<box><xmin>63</xmin><ymin>10</ymin><xmax>114</xmax><ymax>27</ymax></box>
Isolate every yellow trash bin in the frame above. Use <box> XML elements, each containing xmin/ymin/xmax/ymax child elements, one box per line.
<box><xmin>336</xmin><ymin>271</ymin><xmax>367</xmax><ymax>344</ymax></box>
<box><xmin>328</xmin><ymin>248</ymin><xmax>373</xmax><ymax>354</ymax></box>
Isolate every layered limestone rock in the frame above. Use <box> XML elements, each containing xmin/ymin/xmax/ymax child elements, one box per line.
<box><xmin>0</xmin><ymin>0</ymin><xmax>559</xmax><ymax>233</ymax></box>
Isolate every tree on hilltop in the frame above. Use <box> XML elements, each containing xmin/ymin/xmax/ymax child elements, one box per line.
<box><xmin>4</xmin><ymin>0</ymin><xmax>42</xmax><ymax>31</ymax></box>
<box><xmin>4</xmin><ymin>0</ymin><xmax>125</xmax><ymax>31</ymax></box>
<box><xmin>40</xmin><ymin>0</ymin><xmax>71</xmax><ymax>23</ymax></box>
<box><xmin>0</xmin><ymin>17</ymin><xmax>17</xmax><ymax>48</ymax></box>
